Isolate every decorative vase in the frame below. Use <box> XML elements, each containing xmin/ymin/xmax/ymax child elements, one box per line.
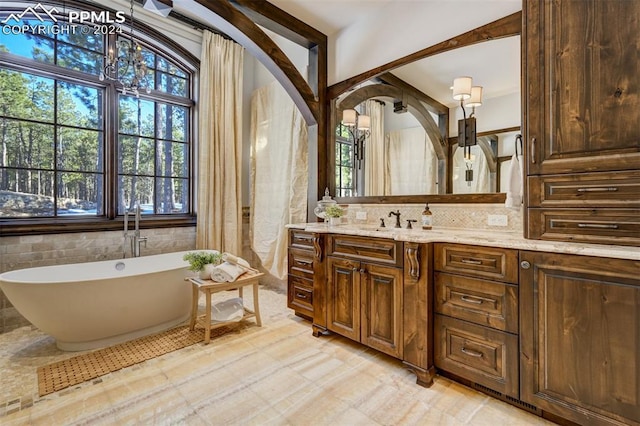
<box><xmin>199</xmin><ymin>263</ymin><xmax>217</xmax><ymax>279</ymax></box>
<box><xmin>328</xmin><ymin>216</ymin><xmax>341</xmax><ymax>226</ymax></box>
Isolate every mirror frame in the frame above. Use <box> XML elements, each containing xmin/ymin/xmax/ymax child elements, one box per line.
<box><xmin>328</xmin><ymin>12</ymin><xmax>521</xmax><ymax>204</ymax></box>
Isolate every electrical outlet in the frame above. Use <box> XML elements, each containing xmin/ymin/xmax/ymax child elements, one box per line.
<box><xmin>487</xmin><ymin>214</ymin><xmax>508</xmax><ymax>226</ymax></box>
<box><xmin>355</xmin><ymin>211</ymin><xmax>367</xmax><ymax>220</ymax></box>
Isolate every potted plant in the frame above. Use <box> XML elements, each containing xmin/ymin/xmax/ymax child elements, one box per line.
<box><xmin>183</xmin><ymin>251</ymin><xmax>223</xmax><ymax>279</ymax></box>
<box><xmin>324</xmin><ymin>205</ymin><xmax>345</xmax><ymax>225</ymax></box>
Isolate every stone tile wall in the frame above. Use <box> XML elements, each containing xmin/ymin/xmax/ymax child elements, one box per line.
<box><xmin>343</xmin><ymin>203</ymin><xmax>524</xmax><ymax>233</ymax></box>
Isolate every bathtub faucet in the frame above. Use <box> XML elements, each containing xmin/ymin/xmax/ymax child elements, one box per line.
<box><xmin>123</xmin><ymin>203</ymin><xmax>147</xmax><ymax>258</ymax></box>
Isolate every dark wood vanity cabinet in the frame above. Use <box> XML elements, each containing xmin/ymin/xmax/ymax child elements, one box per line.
<box><xmin>524</xmin><ymin>0</ymin><xmax>640</xmax><ymax>246</ymax></box>
<box><xmin>519</xmin><ymin>251</ymin><xmax>640</xmax><ymax>426</ymax></box>
<box><xmin>326</xmin><ymin>235</ymin><xmax>404</xmax><ymax>359</ymax></box>
<box><xmin>287</xmin><ymin>230</ymin><xmax>326</xmax><ymax>333</ymax></box>
<box><xmin>434</xmin><ymin>243</ymin><xmax>520</xmax><ymax>399</ymax></box>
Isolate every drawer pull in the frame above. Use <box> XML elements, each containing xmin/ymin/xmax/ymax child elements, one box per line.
<box><xmin>295</xmin><ymin>234</ymin><xmax>313</xmax><ymax>241</ymax></box>
<box><xmin>460</xmin><ymin>295</ymin><xmax>484</xmax><ymax>305</ymax></box>
<box><xmin>295</xmin><ymin>292</ymin><xmax>307</xmax><ymax>299</ymax></box>
<box><xmin>576</xmin><ymin>187</ymin><xmax>618</xmax><ymax>193</ymax></box>
<box><xmin>297</xmin><ymin>260</ymin><xmax>313</xmax><ymax>266</ymax></box>
<box><xmin>530</xmin><ymin>137</ymin><xmax>536</xmax><ymax>164</ymax></box>
<box><xmin>461</xmin><ymin>258</ymin><xmax>483</xmax><ymax>265</ymax></box>
<box><xmin>577</xmin><ymin>223</ymin><xmax>619</xmax><ymax>229</ymax></box>
<box><xmin>461</xmin><ymin>347</ymin><xmax>484</xmax><ymax>358</ymax></box>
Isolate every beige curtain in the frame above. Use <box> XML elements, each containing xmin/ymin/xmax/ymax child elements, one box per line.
<box><xmin>452</xmin><ymin>145</ymin><xmax>490</xmax><ymax>194</ymax></box>
<box><xmin>196</xmin><ymin>31</ymin><xmax>244</xmax><ymax>254</ymax></box>
<box><xmin>364</xmin><ymin>100</ymin><xmax>385</xmax><ymax>195</ymax></box>
<box><xmin>385</xmin><ymin>127</ymin><xmax>437</xmax><ymax>195</ymax></box>
<box><xmin>250</xmin><ymin>81</ymin><xmax>308</xmax><ymax>280</ymax></box>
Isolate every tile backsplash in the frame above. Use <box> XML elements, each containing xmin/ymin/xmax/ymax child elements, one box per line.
<box><xmin>343</xmin><ymin>203</ymin><xmax>524</xmax><ymax>233</ymax></box>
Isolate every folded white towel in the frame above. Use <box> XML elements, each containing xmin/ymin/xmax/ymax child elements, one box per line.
<box><xmin>211</xmin><ymin>297</ymin><xmax>244</xmax><ymax>323</ymax></box>
<box><xmin>210</xmin><ymin>262</ymin><xmax>245</xmax><ymax>282</ymax></box>
<box><xmin>505</xmin><ymin>152</ymin><xmax>523</xmax><ymax>208</ymax></box>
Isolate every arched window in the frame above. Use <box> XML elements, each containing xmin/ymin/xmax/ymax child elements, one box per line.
<box><xmin>0</xmin><ymin>2</ymin><xmax>197</xmax><ymax>233</ymax></box>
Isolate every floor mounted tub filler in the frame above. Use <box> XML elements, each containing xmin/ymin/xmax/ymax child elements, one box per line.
<box><xmin>0</xmin><ymin>250</ymin><xmax>215</xmax><ymax>351</ymax></box>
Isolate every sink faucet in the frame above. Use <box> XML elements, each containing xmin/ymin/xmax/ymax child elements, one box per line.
<box><xmin>388</xmin><ymin>210</ymin><xmax>402</xmax><ymax>228</ymax></box>
<box><xmin>123</xmin><ymin>202</ymin><xmax>147</xmax><ymax>258</ymax></box>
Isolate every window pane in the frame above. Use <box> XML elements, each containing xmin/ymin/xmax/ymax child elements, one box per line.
<box><xmin>118</xmin><ymin>175</ymin><xmax>154</xmax><ymax>214</ymax></box>
<box><xmin>157</xmin><ymin>72</ymin><xmax>187</xmax><ymax>97</ymax></box>
<box><xmin>157</xmin><ymin>57</ymin><xmax>186</xmax><ymax>78</ymax></box>
<box><xmin>2</xmin><ymin>120</ymin><xmax>54</xmax><ymax>169</ymax></box>
<box><xmin>0</xmin><ymin>168</ymin><xmax>54</xmax><ymax>217</ymax></box>
<box><xmin>57</xmin><ymin>43</ymin><xmax>103</xmax><ymax>76</ymax></box>
<box><xmin>341</xmin><ymin>143</ymin><xmax>352</xmax><ymax>166</ymax></box>
<box><xmin>157</xmin><ymin>141</ymin><xmax>187</xmax><ymax>177</ymax></box>
<box><xmin>118</xmin><ymin>136</ymin><xmax>154</xmax><ymax>175</ymax></box>
<box><xmin>155</xmin><ymin>177</ymin><xmax>188</xmax><ymax>214</ymax></box>
<box><xmin>58</xmin><ymin>128</ymin><xmax>103</xmax><ymax>172</ymax></box>
<box><xmin>118</xmin><ymin>95</ymin><xmax>154</xmax><ymax>137</ymax></box>
<box><xmin>0</xmin><ymin>70</ymin><xmax>54</xmax><ymax>122</ymax></box>
<box><xmin>1</xmin><ymin>23</ymin><xmax>55</xmax><ymax>63</ymax></box>
<box><xmin>58</xmin><ymin>28</ymin><xmax>103</xmax><ymax>52</ymax></box>
<box><xmin>158</xmin><ymin>103</ymin><xmax>187</xmax><ymax>142</ymax></box>
<box><xmin>57</xmin><ymin>172</ymin><xmax>102</xmax><ymax>215</ymax></box>
<box><xmin>57</xmin><ymin>82</ymin><xmax>103</xmax><ymax>129</ymax></box>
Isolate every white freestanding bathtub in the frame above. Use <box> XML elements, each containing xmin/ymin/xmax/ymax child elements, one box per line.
<box><xmin>0</xmin><ymin>250</ymin><xmax>212</xmax><ymax>351</ymax></box>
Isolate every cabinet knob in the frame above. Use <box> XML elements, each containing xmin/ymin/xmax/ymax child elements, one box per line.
<box><xmin>520</xmin><ymin>261</ymin><xmax>531</xmax><ymax>269</ymax></box>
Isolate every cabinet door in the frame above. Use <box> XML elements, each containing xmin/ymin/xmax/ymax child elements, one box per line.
<box><xmin>520</xmin><ymin>251</ymin><xmax>640</xmax><ymax>425</ymax></box>
<box><xmin>327</xmin><ymin>257</ymin><xmax>360</xmax><ymax>341</ymax></box>
<box><xmin>525</xmin><ymin>0</ymin><xmax>640</xmax><ymax>175</ymax></box>
<box><xmin>361</xmin><ymin>263</ymin><xmax>403</xmax><ymax>359</ymax></box>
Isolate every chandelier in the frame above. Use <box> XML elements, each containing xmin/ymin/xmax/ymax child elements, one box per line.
<box><xmin>99</xmin><ymin>0</ymin><xmax>150</xmax><ymax>96</ymax></box>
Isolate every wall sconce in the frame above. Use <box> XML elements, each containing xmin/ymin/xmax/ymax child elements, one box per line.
<box><xmin>452</xmin><ymin>77</ymin><xmax>483</xmax><ymax>181</ymax></box>
<box><xmin>342</xmin><ymin>108</ymin><xmax>370</xmax><ymax>169</ymax></box>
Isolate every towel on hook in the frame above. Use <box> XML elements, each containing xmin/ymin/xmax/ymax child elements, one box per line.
<box><xmin>504</xmin><ymin>152</ymin><xmax>523</xmax><ymax>208</ymax></box>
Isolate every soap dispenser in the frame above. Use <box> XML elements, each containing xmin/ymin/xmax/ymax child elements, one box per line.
<box><xmin>421</xmin><ymin>204</ymin><xmax>432</xmax><ymax>230</ymax></box>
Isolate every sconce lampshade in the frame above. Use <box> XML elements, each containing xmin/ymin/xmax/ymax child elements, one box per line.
<box><xmin>357</xmin><ymin>114</ymin><xmax>370</xmax><ymax>131</ymax></box>
<box><xmin>452</xmin><ymin>77</ymin><xmax>473</xmax><ymax>100</ymax></box>
<box><xmin>466</xmin><ymin>86</ymin><xmax>483</xmax><ymax>107</ymax></box>
<box><xmin>342</xmin><ymin>109</ymin><xmax>357</xmax><ymax>126</ymax></box>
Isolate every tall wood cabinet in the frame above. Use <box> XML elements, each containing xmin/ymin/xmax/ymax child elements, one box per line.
<box><xmin>524</xmin><ymin>0</ymin><xmax>640</xmax><ymax>246</ymax></box>
<box><xmin>520</xmin><ymin>251</ymin><xmax>640</xmax><ymax>426</ymax></box>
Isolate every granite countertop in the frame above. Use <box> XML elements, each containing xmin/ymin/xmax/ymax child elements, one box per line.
<box><xmin>286</xmin><ymin>223</ymin><xmax>640</xmax><ymax>261</ymax></box>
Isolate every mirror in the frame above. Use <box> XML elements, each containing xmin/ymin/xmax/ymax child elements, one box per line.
<box><xmin>450</xmin><ymin>127</ymin><xmax>520</xmax><ymax>194</ymax></box>
<box><xmin>329</xmin><ymin>12</ymin><xmax>521</xmax><ymax>203</ymax></box>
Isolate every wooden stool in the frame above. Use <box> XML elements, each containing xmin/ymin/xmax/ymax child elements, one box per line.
<box><xmin>187</xmin><ymin>272</ymin><xmax>264</xmax><ymax>344</ymax></box>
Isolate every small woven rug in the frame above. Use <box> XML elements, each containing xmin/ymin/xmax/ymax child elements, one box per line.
<box><xmin>37</xmin><ymin>324</ymin><xmax>235</xmax><ymax>397</ymax></box>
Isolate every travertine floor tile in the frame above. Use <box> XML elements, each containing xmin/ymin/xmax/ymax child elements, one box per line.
<box><xmin>1</xmin><ymin>287</ymin><xmax>557</xmax><ymax>425</ymax></box>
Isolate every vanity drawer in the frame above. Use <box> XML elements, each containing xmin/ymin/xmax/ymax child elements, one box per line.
<box><xmin>289</xmin><ymin>230</ymin><xmax>316</xmax><ymax>250</ymax></box>
<box><xmin>528</xmin><ymin>171</ymin><xmax>640</xmax><ymax>208</ymax></box>
<box><xmin>527</xmin><ymin>209</ymin><xmax>640</xmax><ymax>247</ymax></box>
<box><xmin>288</xmin><ymin>248</ymin><xmax>315</xmax><ymax>279</ymax></box>
<box><xmin>434</xmin><ymin>243</ymin><xmax>518</xmax><ymax>284</ymax></box>
<box><xmin>435</xmin><ymin>272</ymin><xmax>518</xmax><ymax>334</ymax></box>
<box><xmin>435</xmin><ymin>315</ymin><xmax>518</xmax><ymax>398</ymax></box>
<box><xmin>328</xmin><ymin>235</ymin><xmax>402</xmax><ymax>267</ymax></box>
<box><xmin>287</xmin><ymin>275</ymin><xmax>313</xmax><ymax>317</ymax></box>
